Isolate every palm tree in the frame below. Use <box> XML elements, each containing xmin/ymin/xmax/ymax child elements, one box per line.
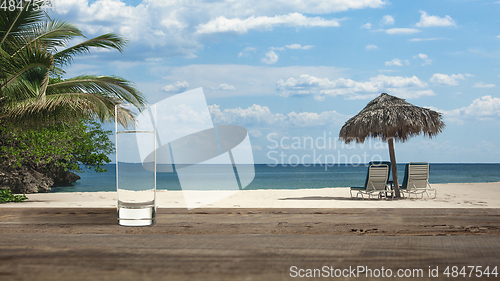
<box><xmin>0</xmin><ymin>0</ymin><xmax>146</xmax><ymax>127</ymax></box>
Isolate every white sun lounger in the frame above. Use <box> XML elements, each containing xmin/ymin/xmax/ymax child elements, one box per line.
<box><xmin>399</xmin><ymin>162</ymin><xmax>436</xmax><ymax>199</ymax></box>
<box><xmin>350</xmin><ymin>163</ymin><xmax>390</xmax><ymax>199</ymax></box>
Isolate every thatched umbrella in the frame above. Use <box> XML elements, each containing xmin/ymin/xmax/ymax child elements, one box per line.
<box><xmin>339</xmin><ymin>93</ymin><xmax>445</xmax><ymax>198</ymax></box>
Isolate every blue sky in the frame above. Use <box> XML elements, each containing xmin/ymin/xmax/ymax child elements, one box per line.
<box><xmin>49</xmin><ymin>0</ymin><xmax>500</xmax><ymax>164</ymax></box>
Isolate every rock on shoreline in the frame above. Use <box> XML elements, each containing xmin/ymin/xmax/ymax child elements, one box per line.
<box><xmin>0</xmin><ymin>166</ymin><xmax>80</xmax><ymax>194</ymax></box>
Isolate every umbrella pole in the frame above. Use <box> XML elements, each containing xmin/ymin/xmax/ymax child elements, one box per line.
<box><xmin>388</xmin><ymin>138</ymin><xmax>401</xmax><ymax>198</ymax></box>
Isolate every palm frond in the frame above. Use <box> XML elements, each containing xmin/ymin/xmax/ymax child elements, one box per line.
<box><xmin>0</xmin><ymin>69</ymin><xmax>42</xmax><ymax>103</ymax></box>
<box><xmin>11</xmin><ymin>19</ymin><xmax>83</xmax><ymax>58</ymax></box>
<box><xmin>0</xmin><ymin>0</ymin><xmax>45</xmax><ymax>48</ymax></box>
<box><xmin>0</xmin><ymin>40</ymin><xmax>53</xmax><ymax>91</ymax></box>
<box><xmin>4</xmin><ymin>92</ymin><xmax>113</xmax><ymax>120</ymax></box>
<box><xmin>47</xmin><ymin>75</ymin><xmax>146</xmax><ymax>109</ymax></box>
<box><xmin>114</xmin><ymin>102</ymin><xmax>137</xmax><ymax>127</ymax></box>
<box><xmin>54</xmin><ymin>33</ymin><xmax>127</xmax><ymax>67</ymax></box>
<box><xmin>38</xmin><ymin>66</ymin><xmax>50</xmax><ymax>101</ymax></box>
<box><xmin>2</xmin><ymin>92</ymin><xmax>137</xmax><ymax>127</ymax></box>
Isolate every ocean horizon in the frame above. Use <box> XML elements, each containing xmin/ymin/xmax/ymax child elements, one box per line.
<box><xmin>50</xmin><ymin>163</ymin><xmax>500</xmax><ymax>193</ymax></box>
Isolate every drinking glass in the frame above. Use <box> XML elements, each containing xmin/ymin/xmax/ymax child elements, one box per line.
<box><xmin>115</xmin><ymin>106</ymin><xmax>156</xmax><ymax>226</ymax></box>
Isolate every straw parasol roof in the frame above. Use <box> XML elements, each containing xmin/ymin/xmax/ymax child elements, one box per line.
<box><xmin>339</xmin><ymin>93</ymin><xmax>445</xmax><ymax>198</ymax></box>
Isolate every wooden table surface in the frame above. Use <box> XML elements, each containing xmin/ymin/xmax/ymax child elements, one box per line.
<box><xmin>1</xmin><ymin>208</ymin><xmax>499</xmax><ymax>280</ymax></box>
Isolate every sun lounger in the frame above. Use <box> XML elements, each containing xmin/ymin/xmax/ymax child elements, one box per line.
<box><xmin>399</xmin><ymin>162</ymin><xmax>436</xmax><ymax>198</ymax></box>
<box><xmin>350</xmin><ymin>162</ymin><xmax>391</xmax><ymax>199</ymax></box>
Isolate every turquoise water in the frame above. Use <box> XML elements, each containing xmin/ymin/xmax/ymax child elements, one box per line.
<box><xmin>51</xmin><ymin>163</ymin><xmax>500</xmax><ymax>193</ymax></box>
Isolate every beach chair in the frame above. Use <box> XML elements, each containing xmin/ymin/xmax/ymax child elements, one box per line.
<box><xmin>399</xmin><ymin>162</ymin><xmax>436</xmax><ymax>199</ymax></box>
<box><xmin>350</xmin><ymin>162</ymin><xmax>391</xmax><ymax>199</ymax></box>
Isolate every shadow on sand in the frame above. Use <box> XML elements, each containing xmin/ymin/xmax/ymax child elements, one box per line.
<box><xmin>279</xmin><ymin>196</ymin><xmax>368</xmax><ymax>201</ymax></box>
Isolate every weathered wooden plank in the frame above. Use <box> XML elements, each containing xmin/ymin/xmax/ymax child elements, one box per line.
<box><xmin>0</xmin><ymin>208</ymin><xmax>499</xmax><ymax>280</ymax></box>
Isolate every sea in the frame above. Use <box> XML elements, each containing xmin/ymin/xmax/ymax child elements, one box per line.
<box><xmin>51</xmin><ymin>163</ymin><xmax>500</xmax><ymax>193</ymax></box>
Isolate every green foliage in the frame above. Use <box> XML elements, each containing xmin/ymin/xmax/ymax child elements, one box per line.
<box><xmin>0</xmin><ymin>2</ymin><xmax>146</xmax><ymax>193</ymax></box>
<box><xmin>0</xmin><ymin>120</ymin><xmax>114</xmax><ymax>174</ymax></box>
<box><xmin>0</xmin><ymin>189</ymin><xmax>27</xmax><ymax>203</ymax></box>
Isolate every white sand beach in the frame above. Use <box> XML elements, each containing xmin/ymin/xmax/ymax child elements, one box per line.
<box><xmin>2</xmin><ymin>182</ymin><xmax>499</xmax><ymax>208</ymax></box>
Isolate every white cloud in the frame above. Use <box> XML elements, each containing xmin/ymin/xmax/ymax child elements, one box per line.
<box><xmin>51</xmin><ymin>0</ymin><xmax>385</xmax><ymax>58</ymax></box>
<box><xmin>361</xmin><ymin>23</ymin><xmax>372</xmax><ymax>29</ymax></box>
<box><xmin>387</xmin><ymin>89</ymin><xmax>436</xmax><ymax>99</ymax></box>
<box><xmin>238</xmin><ymin>46</ymin><xmax>256</xmax><ymax>57</ymax></box>
<box><xmin>276</xmin><ymin>74</ymin><xmax>431</xmax><ymax>100</ymax></box>
<box><xmin>251</xmin><ymin>145</ymin><xmax>263</xmax><ymax>150</ymax></box>
<box><xmin>380</xmin><ymin>15</ymin><xmax>394</xmax><ymax>26</ymax></box>
<box><xmin>249</xmin><ymin>130</ymin><xmax>262</xmax><ymax>138</ymax></box>
<box><xmin>193</xmin><ymin>0</ymin><xmax>387</xmax><ymax>16</ymax></box>
<box><xmin>365</xmin><ymin>44</ymin><xmax>379</xmax><ymax>50</ymax></box>
<box><xmin>497</xmin><ymin>35</ymin><xmax>500</xmax><ymax>39</ymax></box>
<box><xmin>285</xmin><ymin>44</ymin><xmax>314</xmax><ymax>50</ymax></box>
<box><xmin>196</xmin><ymin>13</ymin><xmax>341</xmax><ymax>34</ymax></box>
<box><xmin>161</xmin><ymin>80</ymin><xmax>189</xmax><ymax>93</ymax></box>
<box><xmin>385</xmin><ymin>58</ymin><xmax>410</xmax><ymax>66</ymax></box>
<box><xmin>415</xmin><ymin>11</ymin><xmax>456</xmax><ymax>27</ymax></box>
<box><xmin>385</xmin><ymin>28</ymin><xmax>421</xmax><ymax>35</ymax></box>
<box><xmin>440</xmin><ymin>95</ymin><xmax>500</xmax><ymax>123</ymax></box>
<box><xmin>377</xmin><ymin>69</ymin><xmax>399</xmax><ymax>73</ymax></box>
<box><xmin>271</xmin><ymin>44</ymin><xmax>314</xmax><ymax>51</ymax></box>
<box><xmin>409</xmin><ymin>37</ymin><xmax>451</xmax><ymax>42</ymax></box>
<box><xmin>145</xmin><ymin>57</ymin><xmax>163</xmax><ymax>62</ymax></box>
<box><xmin>430</xmin><ymin>73</ymin><xmax>473</xmax><ymax>86</ymax></box>
<box><xmin>52</xmin><ymin>0</ymin><xmax>199</xmax><ymax>57</ymax></box>
<box><xmin>413</xmin><ymin>53</ymin><xmax>432</xmax><ymax>66</ymax></box>
<box><xmin>262</xmin><ymin>50</ymin><xmax>279</xmax><ymax>64</ymax></box>
<box><xmin>214</xmin><ymin>83</ymin><xmax>237</xmax><ymax>91</ymax></box>
<box><xmin>474</xmin><ymin>82</ymin><xmax>496</xmax><ymax>88</ymax></box>
<box><xmin>468</xmin><ymin>48</ymin><xmax>499</xmax><ymax>58</ymax></box>
<box><xmin>209</xmin><ymin>104</ymin><xmax>348</xmax><ymax>127</ymax></box>
<box><xmin>477</xmin><ymin>141</ymin><xmax>500</xmax><ymax>155</ymax></box>
<box><xmin>154</xmin><ymin>64</ymin><xmax>345</xmax><ymax>99</ymax></box>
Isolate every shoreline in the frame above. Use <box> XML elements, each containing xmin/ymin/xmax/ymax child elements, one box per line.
<box><xmin>2</xmin><ymin>181</ymin><xmax>499</xmax><ymax>209</ymax></box>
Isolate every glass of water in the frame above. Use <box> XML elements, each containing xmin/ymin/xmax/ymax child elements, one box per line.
<box><xmin>115</xmin><ymin>106</ymin><xmax>156</xmax><ymax>226</ymax></box>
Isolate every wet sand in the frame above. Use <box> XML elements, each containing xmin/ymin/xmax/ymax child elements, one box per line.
<box><xmin>1</xmin><ymin>208</ymin><xmax>499</xmax><ymax>280</ymax></box>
